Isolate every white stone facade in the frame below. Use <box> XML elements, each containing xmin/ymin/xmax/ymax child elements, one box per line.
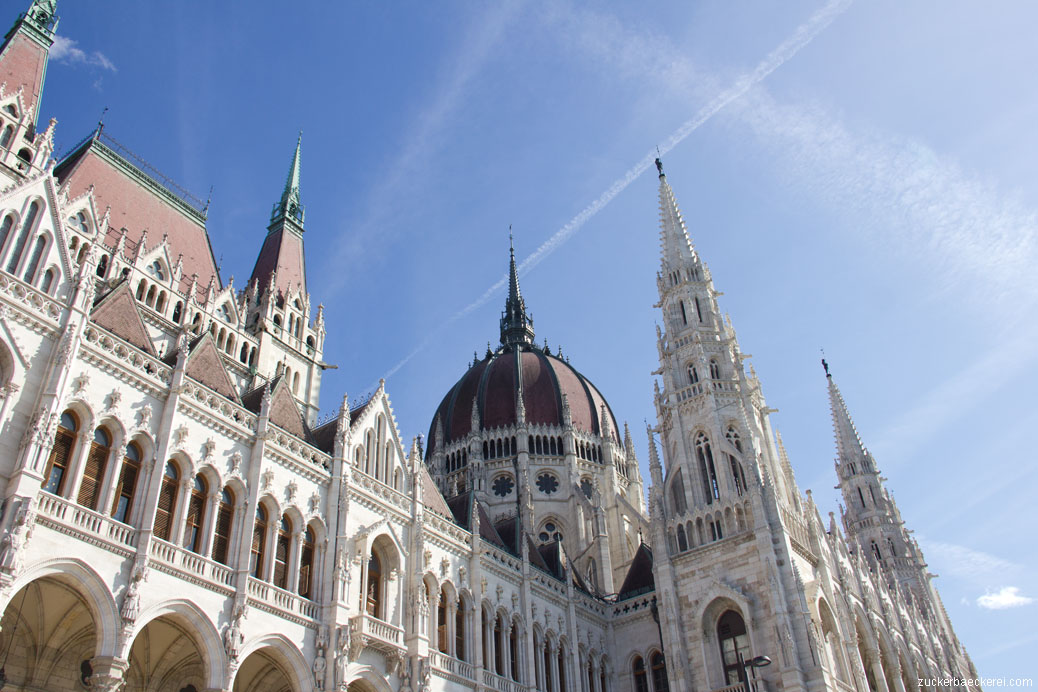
<box><xmin>0</xmin><ymin>3</ymin><xmax>976</xmax><ymax>692</ymax></box>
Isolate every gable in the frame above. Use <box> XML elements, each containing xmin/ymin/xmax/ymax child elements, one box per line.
<box><xmin>90</xmin><ymin>283</ymin><xmax>154</xmax><ymax>354</ymax></box>
<box><xmin>184</xmin><ymin>334</ymin><xmax>240</xmax><ymax>403</ymax></box>
<box><xmin>268</xmin><ymin>378</ymin><xmax>307</xmax><ymax>439</ymax></box>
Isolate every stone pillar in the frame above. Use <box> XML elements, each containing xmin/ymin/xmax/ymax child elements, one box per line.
<box><xmin>88</xmin><ymin>656</ymin><xmax>128</xmax><ymax>692</ymax></box>
<box><xmin>549</xmin><ymin>641</ymin><xmax>561</xmax><ymax>692</ymax></box>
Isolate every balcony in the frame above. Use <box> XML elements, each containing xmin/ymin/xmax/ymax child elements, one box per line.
<box><xmin>350</xmin><ymin>612</ymin><xmax>404</xmax><ymax>655</ymax></box>
<box><xmin>482</xmin><ymin>670</ymin><xmax>524</xmax><ymax>692</ymax></box>
<box><xmin>429</xmin><ymin>650</ymin><xmax>476</xmax><ymax>683</ymax></box>
<box><xmin>36</xmin><ymin>492</ymin><xmax>137</xmax><ymax>556</ymax></box>
<box><xmin>247</xmin><ymin>576</ymin><xmax>319</xmax><ymax>623</ymax></box>
<box><xmin>149</xmin><ymin>538</ymin><xmax>234</xmax><ymax>592</ymax></box>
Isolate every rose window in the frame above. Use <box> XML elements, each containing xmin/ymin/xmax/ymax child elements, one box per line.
<box><xmin>536</xmin><ymin>472</ymin><xmax>559</xmax><ymax>495</ymax></box>
<box><xmin>492</xmin><ymin>475</ymin><xmax>515</xmax><ymax>497</ymax></box>
<box><xmin>538</xmin><ymin>521</ymin><xmax>563</xmax><ymax>543</ymax></box>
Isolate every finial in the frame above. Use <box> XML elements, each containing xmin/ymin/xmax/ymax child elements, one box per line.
<box><xmin>655</xmin><ymin>149</ymin><xmax>664</xmax><ymax>178</ymax></box>
<box><xmin>509</xmin><ymin>224</ymin><xmax>514</xmax><ymax>254</ymax></box>
<box><xmin>821</xmin><ymin>349</ymin><xmax>830</xmax><ymax>378</ymax></box>
<box><xmin>96</xmin><ymin>106</ymin><xmax>108</xmax><ymax>137</ymax></box>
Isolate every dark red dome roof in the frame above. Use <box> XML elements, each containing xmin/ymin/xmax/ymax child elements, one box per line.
<box><xmin>427</xmin><ymin>346</ymin><xmax>620</xmax><ymax>457</ymax></box>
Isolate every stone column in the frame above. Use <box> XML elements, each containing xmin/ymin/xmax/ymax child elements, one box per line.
<box><xmin>88</xmin><ymin>656</ymin><xmax>128</xmax><ymax>692</ymax></box>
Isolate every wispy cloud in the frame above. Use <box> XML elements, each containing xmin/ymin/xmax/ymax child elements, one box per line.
<box><xmin>370</xmin><ymin>0</ymin><xmax>853</xmax><ymax>388</ymax></box>
<box><xmin>50</xmin><ymin>35</ymin><xmax>116</xmax><ymax>72</ymax></box>
<box><xmin>918</xmin><ymin>537</ymin><xmax>1022</xmax><ymax>585</ymax></box>
<box><xmin>977</xmin><ymin>587</ymin><xmax>1034</xmax><ymax>610</ymax></box>
<box><xmin>322</xmin><ymin>1</ymin><xmax>522</xmax><ymax>295</ymax></box>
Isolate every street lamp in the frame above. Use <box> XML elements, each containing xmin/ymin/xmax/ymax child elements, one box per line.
<box><xmin>737</xmin><ymin>653</ymin><xmax>772</xmax><ymax>692</ymax></box>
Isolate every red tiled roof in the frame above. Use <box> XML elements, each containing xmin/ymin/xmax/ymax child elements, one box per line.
<box><xmin>55</xmin><ymin>142</ymin><xmax>219</xmax><ymax>302</ymax></box>
<box><xmin>0</xmin><ymin>30</ymin><xmax>47</xmax><ymax>119</ymax></box>
<box><xmin>426</xmin><ymin>345</ymin><xmax>620</xmax><ymax>456</ymax></box>
<box><xmin>249</xmin><ymin>226</ymin><xmax>306</xmax><ymax>298</ymax></box>
<box><xmin>90</xmin><ymin>282</ymin><xmax>154</xmax><ymax>354</ymax></box>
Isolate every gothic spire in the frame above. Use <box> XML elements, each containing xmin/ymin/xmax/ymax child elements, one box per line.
<box><xmin>271</xmin><ymin>131</ymin><xmax>304</xmax><ymax>226</ymax></box>
<box><xmin>656</xmin><ymin>157</ymin><xmax>697</xmax><ymax>269</ymax></box>
<box><xmin>824</xmin><ymin>360</ymin><xmax>868</xmax><ymax>468</ymax></box>
<box><xmin>499</xmin><ymin>231</ymin><xmax>534</xmax><ymax>348</ymax></box>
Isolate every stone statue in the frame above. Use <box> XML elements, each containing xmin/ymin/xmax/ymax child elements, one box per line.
<box><xmin>335</xmin><ymin>623</ymin><xmax>351</xmax><ymax>685</ymax></box>
<box><xmin>121</xmin><ymin>574</ymin><xmax>141</xmax><ymax>623</ymax></box>
<box><xmin>312</xmin><ymin>649</ymin><xmax>326</xmax><ymax>688</ymax></box>
<box><xmin>224</xmin><ymin>609</ymin><xmax>244</xmax><ymax>661</ymax></box>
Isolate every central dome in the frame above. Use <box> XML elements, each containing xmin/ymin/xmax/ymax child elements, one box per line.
<box><xmin>426</xmin><ymin>344</ymin><xmax>620</xmax><ymax>457</ymax></box>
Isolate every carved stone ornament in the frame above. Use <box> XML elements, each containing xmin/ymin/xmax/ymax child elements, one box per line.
<box><xmin>0</xmin><ymin>497</ymin><xmax>35</xmax><ymax>573</ymax></box>
<box><xmin>285</xmin><ymin>480</ymin><xmax>298</xmax><ymax>503</ymax></box>
<box><xmin>440</xmin><ymin>557</ymin><xmax>449</xmax><ymax>578</ymax></box>
<box><xmin>261</xmin><ymin>469</ymin><xmax>274</xmax><ymax>491</ymax></box>
<box><xmin>229</xmin><ymin>451</ymin><xmax>242</xmax><ymax>475</ymax></box>
<box><xmin>71</xmin><ymin>372</ymin><xmax>89</xmax><ymax>394</ymax></box>
<box><xmin>202</xmin><ymin>438</ymin><xmax>216</xmax><ymax>460</ymax></box>
<box><xmin>308</xmin><ymin>491</ymin><xmax>321</xmax><ymax>514</ymax></box>
<box><xmin>136</xmin><ymin>403</ymin><xmax>152</xmax><ymax>430</ymax></box>
<box><xmin>172</xmin><ymin>424</ymin><xmax>189</xmax><ymax>448</ymax></box>
<box><xmin>104</xmin><ymin>388</ymin><xmax>122</xmax><ymax>413</ymax></box>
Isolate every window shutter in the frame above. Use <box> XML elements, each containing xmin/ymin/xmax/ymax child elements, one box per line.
<box><xmin>77</xmin><ymin>443</ymin><xmax>108</xmax><ymax>509</ymax></box>
<box><xmin>154</xmin><ymin>479</ymin><xmax>177</xmax><ymax>541</ymax></box>
<box><xmin>212</xmin><ymin>503</ymin><xmax>233</xmax><ymax>565</ymax></box>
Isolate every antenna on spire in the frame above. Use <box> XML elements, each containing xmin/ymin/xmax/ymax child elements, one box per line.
<box><xmin>96</xmin><ymin>106</ymin><xmax>108</xmax><ymax>137</ymax></box>
<box><xmin>203</xmin><ymin>185</ymin><xmax>214</xmax><ymax>215</ymax></box>
<box><xmin>655</xmin><ymin>148</ymin><xmax>664</xmax><ymax>178</ymax></box>
<box><xmin>509</xmin><ymin>224</ymin><xmax>514</xmax><ymax>253</ymax></box>
<box><xmin>821</xmin><ymin>348</ymin><xmax>830</xmax><ymax>377</ymax></box>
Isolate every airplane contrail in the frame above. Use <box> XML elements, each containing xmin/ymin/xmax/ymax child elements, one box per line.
<box><xmin>369</xmin><ymin>0</ymin><xmax>854</xmax><ymax>390</ymax></box>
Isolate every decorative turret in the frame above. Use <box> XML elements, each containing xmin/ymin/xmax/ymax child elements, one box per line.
<box><xmin>499</xmin><ymin>233</ymin><xmax>535</xmax><ymax>349</ymax></box>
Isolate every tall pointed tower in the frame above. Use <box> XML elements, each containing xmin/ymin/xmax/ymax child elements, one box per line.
<box><xmin>244</xmin><ymin>135</ymin><xmax>325</xmax><ymax>423</ymax></box>
<box><xmin>0</xmin><ymin>0</ymin><xmax>57</xmax><ymax>130</ymax></box>
<box><xmin>648</xmin><ymin>158</ymin><xmax>826</xmax><ymax>692</ymax></box>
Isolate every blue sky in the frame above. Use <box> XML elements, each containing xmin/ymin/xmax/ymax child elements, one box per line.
<box><xmin>39</xmin><ymin>0</ymin><xmax>1037</xmax><ymax>680</ymax></box>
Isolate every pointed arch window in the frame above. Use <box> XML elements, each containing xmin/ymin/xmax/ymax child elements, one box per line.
<box><xmin>77</xmin><ymin>426</ymin><xmax>111</xmax><ymax>510</ymax></box>
<box><xmin>274</xmin><ymin>514</ymin><xmax>292</xmax><ymax>588</ymax></box>
<box><xmin>212</xmin><ymin>487</ymin><xmax>235</xmax><ymax>565</ymax></box>
<box><xmin>111</xmin><ymin>441</ymin><xmax>142</xmax><ymax>523</ymax></box>
<box><xmin>726</xmin><ymin>427</ymin><xmax>743</xmax><ymax>453</ymax></box>
<box><xmin>455</xmin><ymin>595</ymin><xmax>466</xmax><ymax>661</ymax></box>
<box><xmin>366</xmin><ymin>550</ymin><xmax>382</xmax><ymax>618</ymax></box>
<box><xmin>0</xmin><ymin>215</ymin><xmax>13</xmax><ymax>256</ymax></box>
<box><xmin>510</xmin><ymin>622</ymin><xmax>520</xmax><ymax>681</ymax></box>
<box><xmin>651</xmin><ymin>651</ymin><xmax>670</xmax><ymax>692</ymax></box>
<box><xmin>251</xmin><ymin>505</ymin><xmax>268</xmax><ymax>578</ymax></box>
<box><xmin>677</xmin><ymin>524</ymin><xmax>688</xmax><ymax>552</ymax></box>
<box><xmin>694</xmin><ymin>296</ymin><xmax>704</xmax><ymax>321</ymax></box>
<box><xmin>438</xmin><ymin>587</ymin><xmax>449</xmax><ymax>653</ymax></box>
<box><xmin>688</xmin><ymin>365</ymin><xmax>699</xmax><ymax>385</ymax></box>
<box><xmin>632</xmin><ymin>655</ymin><xmax>649</xmax><ymax>692</ymax></box>
<box><xmin>671</xmin><ymin>469</ymin><xmax>687</xmax><ymax>515</ymax></box>
<box><xmin>857</xmin><ymin>487</ymin><xmax>866</xmax><ymax>508</ymax></box>
<box><xmin>22</xmin><ymin>234</ymin><xmax>46</xmax><ymax>283</ymax></box>
<box><xmin>718</xmin><ymin>610</ymin><xmax>750</xmax><ymax>685</ymax></box>
<box><xmin>709</xmin><ymin>359</ymin><xmax>721</xmax><ymax>380</ymax></box>
<box><xmin>184</xmin><ymin>474</ymin><xmax>208</xmax><ymax>553</ymax></box>
<box><xmin>43</xmin><ymin>411</ymin><xmax>78</xmax><ymax>495</ymax></box>
<box><xmin>695</xmin><ymin>433</ymin><xmax>719</xmax><ymax>503</ymax></box>
<box><xmin>299</xmin><ymin>526</ymin><xmax>316</xmax><ymax>598</ymax></box>
<box><xmin>153</xmin><ymin>462</ymin><xmax>179</xmax><ymax>541</ymax></box>
<box><xmin>6</xmin><ymin>201</ymin><xmax>39</xmax><ymax>273</ymax></box>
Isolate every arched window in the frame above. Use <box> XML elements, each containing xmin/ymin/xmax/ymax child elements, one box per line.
<box><xmin>455</xmin><ymin>596</ymin><xmax>466</xmax><ymax>661</ymax></box>
<box><xmin>212</xmin><ymin>487</ymin><xmax>235</xmax><ymax>565</ymax></box>
<box><xmin>696</xmin><ymin>433</ymin><xmax>719</xmax><ymax>503</ymax></box>
<box><xmin>299</xmin><ymin>526</ymin><xmax>316</xmax><ymax>598</ymax></box>
<box><xmin>0</xmin><ymin>126</ymin><xmax>11</xmax><ymax>148</ymax></box>
<box><xmin>251</xmin><ymin>505</ymin><xmax>268</xmax><ymax>578</ymax></box>
<box><xmin>726</xmin><ymin>427</ymin><xmax>742</xmax><ymax>453</ymax></box>
<box><xmin>718</xmin><ymin>610</ymin><xmax>750</xmax><ymax>685</ymax></box>
<box><xmin>437</xmin><ymin>587</ymin><xmax>449</xmax><ymax>653</ymax></box>
<box><xmin>184</xmin><ymin>474</ymin><xmax>208</xmax><ymax>553</ymax></box>
<box><xmin>709</xmin><ymin>359</ymin><xmax>721</xmax><ymax>380</ymax></box>
<box><xmin>0</xmin><ymin>215</ymin><xmax>13</xmax><ymax>255</ymax></box>
<box><xmin>43</xmin><ymin>411</ymin><xmax>78</xmax><ymax>495</ymax></box>
<box><xmin>6</xmin><ymin>201</ymin><xmax>39</xmax><ymax>273</ymax></box>
<box><xmin>111</xmin><ymin>441</ymin><xmax>141</xmax><ymax>523</ymax></box>
<box><xmin>651</xmin><ymin>651</ymin><xmax>670</xmax><ymax>692</ymax></box>
<box><xmin>274</xmin><ymin>515</ymin><xmax>292</xmax><ymax>588</ymax></box>
<box><xmin>543</xmin><ymin>641</ymin><xmax>553</xmax><ymax>691</ymax></box>
<box><xmin>40</xmin><ymin>267</ymin><xmax>56</xmax><ymax>294</ymax></box>
<box><xmin>677</xmin><ymin>524</ymin><xmax>688</xmax><ymax>552</ymax></box>
<box><xmin>366</xmin><ymin>550</ymin><xmax>382</xmax><ymax>618</ymax></box>
<box><xmin>76</xmin><ymin>426</ymin><xmax>111</xmax><ymax>509</ymax></box>
<box><xmin>688</xmin><ymin>365</ymin><xmax>699</xmax><ymax>385</ymax></box>
<box><xmin>510</xmin><ymin>622</ymin><xmax>519</xmax><ymax>681</ymax></box>
<box><xmin>886</xmin><ymin>536</ymin><xmax>897</xmax><ymax>558</ymax></box>
<box><xmin>95</xmin><ymin>254</ymin><xmax>108</xmax><ymax>278</ymax></box>
<box><xmin>671</xmin><ymin>469</ymin><xmax>687</xmax><ymax>515</ymax></box>
<box><xmin>631</xmin><ymin>651</ymin><xmax>647</xmax><ymax>688</ymax></box>
<box><xmin>729</xmin><ymin>454</ymin><xmax>745</xmax><ymax>495</ymax></box>
<box><xmin>153</xmin><ymin>462</ymin><xmax>179</xmax><ymax>541</ymax></box>
<box><xmin>493</xmin><ymin>616</ymin><xmax>503</xmax><ymax>675</ymax></box>
<box><xmin>22</xmin><ymin>234</ymin><xmax>45</xmax><ymax>283</ymax></box>
<box><xmin>172</xmin><ymin>301</ymin><xmax>183</xmax><ymax>323</ymax></box>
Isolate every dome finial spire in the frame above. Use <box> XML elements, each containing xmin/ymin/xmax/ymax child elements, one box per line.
<box><xmin>500</xmin><ymin>228</ymin><xmax>535</xmax><ymax>349</ymax></box>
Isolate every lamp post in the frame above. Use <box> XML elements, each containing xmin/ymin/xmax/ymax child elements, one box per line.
<box><xmin>737</xmin><ymin>652</ymin><xmax>772</xmax><ymax>692</ymax></box>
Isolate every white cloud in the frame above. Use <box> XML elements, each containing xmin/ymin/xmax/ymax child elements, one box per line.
<box><xmin>977</xmin><ymin>586</ymin><xmax>1034</xmax><ymax>610</ymax></box>
<box><xmin>50</xmin><ymin>35</ymin><xmax>116</xmax><ymax>72</ymax></box>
